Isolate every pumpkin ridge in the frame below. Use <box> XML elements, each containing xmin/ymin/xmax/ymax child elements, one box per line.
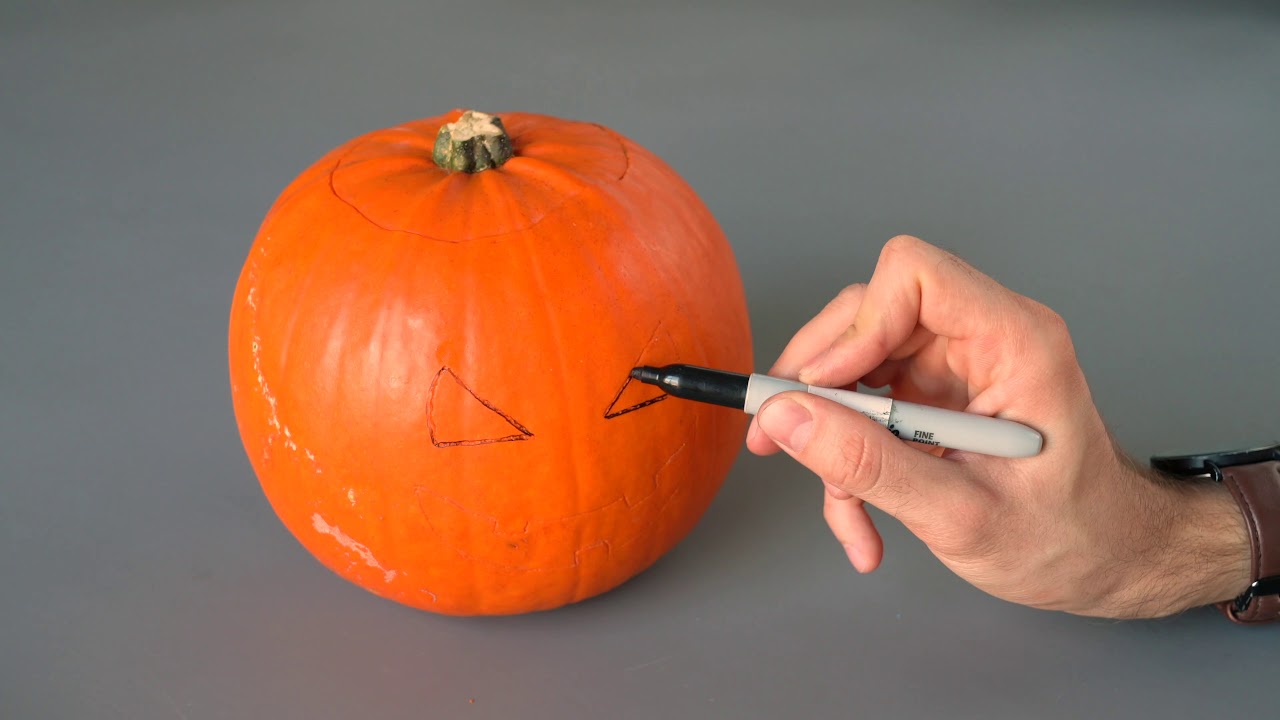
<box><xmin>412</xmin><ymin>438</ymin><xmax>690</xmax><ymax>572</ymax></box>
<box><xmin>415</xmin><ymin>438</ymin><xmax>689</xmax><ymax>534</ymax></box>
<box><xmin>518</xmin><ymin>219</ymin><xmax>587</xmax><ymax>551</ymax></box>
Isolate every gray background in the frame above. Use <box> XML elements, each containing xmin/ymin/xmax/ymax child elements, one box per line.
<box><xmin>3</xmin><ymin>1</ymin><xmax>1278</xmax><ymax>718</ymax></box>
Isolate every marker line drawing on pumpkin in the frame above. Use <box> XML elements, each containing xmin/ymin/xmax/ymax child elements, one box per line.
<box><xmin>426</xmin><ymin>367</ymin><xmax>533</xmax><ymax>447</ymax></box>
<box><xmin>603</xmin><ymin>386</ymin><xmax>667</xmax><ymax>419</ymax></box>
<box><xmin>412</xmin><ymin>439</ymin><xmax>691</xmax><ymax>571</ymax></box>
<box><xmin>592</xmin><ymin>123</ymin><xmax>631</xmax><ymax>182</ymax></box>
<box><xmin>604</xmin><ymin>322</ymin><xmax>674</xmax><ymax>418</ymax></box>
<box><xmin>311</xmin><ymin>513</ymin><xmax>397</xmax><ymax>582</ymax></box>
<box><xmin>326</xmin><ymin>120</ymin><xmax>632</xmax><ymax>244</ymax></box>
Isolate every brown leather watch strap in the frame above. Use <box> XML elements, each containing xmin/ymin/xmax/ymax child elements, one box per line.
<box><xmin>1217</xmin><ymin>460</ymin><xmax>1280</xmax><ymax>623</ymax></box>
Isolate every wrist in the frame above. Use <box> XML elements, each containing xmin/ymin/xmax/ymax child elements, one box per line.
<box><xmin>1129</xmin><ymin>474</ymin><xmax>1251</xmax><ymax>618</ymax></box>
<box><xmin>1173</xmin><ymin>480</ymin><xmax>1251</xmax><ymax>608</ymax></box>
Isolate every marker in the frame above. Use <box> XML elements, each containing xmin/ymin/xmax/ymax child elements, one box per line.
<box><xmin>629</xmin><ymin>364</ymin><xmax>1043</xmax><ymax>458</ymax></box>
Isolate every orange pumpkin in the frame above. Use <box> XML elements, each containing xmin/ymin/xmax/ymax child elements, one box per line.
<box><xmin>228</xmin><ymin>109</ymin><xmax>752</xmax><ymax>615</ymax></box>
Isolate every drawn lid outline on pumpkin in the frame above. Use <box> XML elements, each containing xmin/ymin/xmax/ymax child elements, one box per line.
<box><xmin>328</xmin><ymin>111</ymin><xmax>631</xmax><ymax>244</ymax></box>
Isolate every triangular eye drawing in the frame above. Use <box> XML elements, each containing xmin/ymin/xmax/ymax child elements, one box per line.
<box><xmin>603</xmin><ymin>323</ymin><xmax>677</xmax><ymax>419</ymax></box>
<box><xmin>427</xmin><ymin>367</ymin><xmax>533</xmax><ymax>447</ymax></box>
<box><xmin>604</xmin><ymin>374</ymin><xmax>668</xmax><ymax>418</ymax></box>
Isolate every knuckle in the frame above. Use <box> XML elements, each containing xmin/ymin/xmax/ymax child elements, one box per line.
<box><xmin>829</xmin><ymin>321</ymin><xmax>863</xmax><ymax>352</ymax></box>
<box><xmin>821</xmin><ymin>284</ymin><xmax>868</xmax><ymax>319</ymax></box>
<box><xmin>856</xmin><ymin>326</ymin><xmax>892</xmax><ymax>360</ymax></box>
<box><xmin>878</xmin><ymin>235</ymin><xmax>924</xmax><ymax>270</ymax></box>
<box><xmin>1031</xmin><ymin>301</ymin><xmax>1069</xmax><ymax>336</ymax></box>
<box><xmin>832</xmin><ymin>282</ymin><xmax>867</xmax><ymax>307</ymax></box>
<box><xmin>1021</xmin><ymin>300</ymin><xmax>1077</xmax><ymax>359</ymax></box>
<box><xmin>826</xmin><ymin>431</ymin><xmax>882</xmax><ymax>496</ymax></box>
<box><xmin>883</xmin><ymin>234</ymin><xmax>923</xmax><ymax>258</ymax></box>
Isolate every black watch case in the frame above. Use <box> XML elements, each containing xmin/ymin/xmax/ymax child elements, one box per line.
<box><xmin>1151</xmin><ymin>443</ymin><xmax>1280</xmax><ymax>481</ymax></box>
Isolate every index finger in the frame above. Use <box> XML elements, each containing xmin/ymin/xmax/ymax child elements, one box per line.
<box><xmin>769</xmin><ymin>283</ymin><xmax>866</xmax><ymax>379</ymax></box>
<box><xmin>798</xmin><ymin>236</ymin><xmax>1030</xmax><ymax>389</ymax></box>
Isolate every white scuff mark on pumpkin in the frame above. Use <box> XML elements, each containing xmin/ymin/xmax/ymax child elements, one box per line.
<box><xmin>251</xmin><ymin>335</ymin><xmax>281</xmax><ymax>432</ymax></box>
<box><xmin>250</xmin><ymin>330</ymin><xmax>322</xmax><ymax>474</ymax></box>
<box><xmin>246</xmin><ymin>287</ymin><xmax>258</xmax><ymax>309</ymax></box>
<box><xmin>282</xmin><ymin>425</ymin><xmax>298</xmax><ymax>452</ymax></box>
<box><xmin>347</xmin><ymin>488</ymin><xmax>356</xmax><ymax>506</ymax></box>
<box><xmin>420</xmin><ymin>589</ymin><xmax>438</xmax><ymax>603</ymax></box>
<box><xmin>311</xmin><ymin>513</ymin><xmax>396</xmax><ymax>582</ymax></box>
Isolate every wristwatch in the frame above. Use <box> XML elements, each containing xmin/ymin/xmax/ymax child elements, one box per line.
<box><xmin>1151</xmin><ymin>443</ymin><xmax>1280</xmax><ymax>624</ymax></box>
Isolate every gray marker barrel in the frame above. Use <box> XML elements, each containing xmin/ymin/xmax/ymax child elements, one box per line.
<box><xmin>745</xmin><ymin>374</ymin><xmax>1042</xmax><ymax>458</ymax></box>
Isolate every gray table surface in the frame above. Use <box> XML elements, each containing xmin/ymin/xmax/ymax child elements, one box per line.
<box><xmin>4</xmin><ymin>1</ymin><xmax>1278</xmax><ymax>718</ymax></box>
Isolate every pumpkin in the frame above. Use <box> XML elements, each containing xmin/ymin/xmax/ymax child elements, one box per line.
<box><xmin>228</xmin><ymin>109</ymin><xmax>752</xmax><ymax>615</ymax></box>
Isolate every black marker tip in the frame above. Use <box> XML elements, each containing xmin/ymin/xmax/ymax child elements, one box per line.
<box><xmin>630</xmin><ymin>366</ymin><xmax>662</xmax><ymax>384</ymax></box>
<box><xmin>627</xmin><ymin>364</ymin><xmax>748</xmax><ymax>410</ymax></box>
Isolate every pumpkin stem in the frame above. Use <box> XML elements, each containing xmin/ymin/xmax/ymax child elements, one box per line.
<box><xmin>432</xmin><ymin>111</ymin><xmax>514</xmax><ymax>173</ymax></box>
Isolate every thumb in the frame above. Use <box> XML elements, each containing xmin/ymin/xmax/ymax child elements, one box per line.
<box><xmin>756</xmin><ymin>392</ymin><xmax>975</xmax><ymax>527</ymax></box>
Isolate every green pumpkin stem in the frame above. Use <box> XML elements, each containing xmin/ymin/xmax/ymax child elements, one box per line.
<box><xmin>432</xmin><ymin>110</ymin><xmax>514</xmax><ymax>173</ymax></box>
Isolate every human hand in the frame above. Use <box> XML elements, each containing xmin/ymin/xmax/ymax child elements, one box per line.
<box><xmin>746</xmin><ymin>236</ymin><xmax>1250</xmax><ymax>618</ymax></box>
